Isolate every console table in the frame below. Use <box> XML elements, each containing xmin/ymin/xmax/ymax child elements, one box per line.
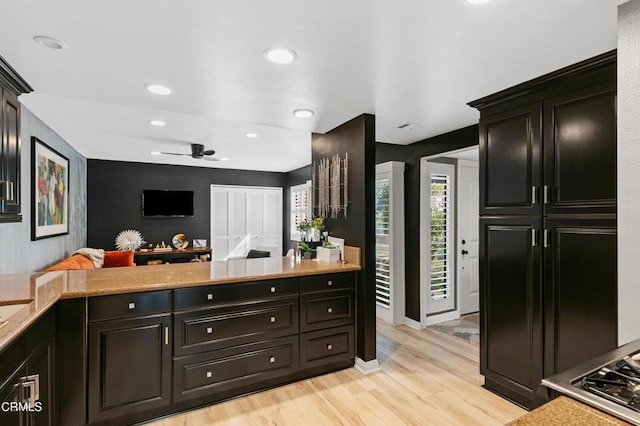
<box><xmin>134</xmin><ymin>247</ymin><xmax>212</xmax><ymax>265</ymax></box>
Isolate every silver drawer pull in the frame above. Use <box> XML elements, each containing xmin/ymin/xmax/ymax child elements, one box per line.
<box><xmin>206</xmin><ymin>371</ymin><xmax>212</xmax><ymax>378</ymax></box>
<box><xmin>270</xmin><ymin>286</ymin><xmax>276</xmax><ymax>293</ymax></box>
<box><xmin>128</xmin><ymin>302</ymin><xmax>135</xmax><ymax>310</ymax></box>
<box><xmin>327</xmin><ymin>280</ymin><xmax>333</xmax><ymax>286</ymax></box>
<box><xmin>327</xmin><ymin>344</ymin><xmax>333</xmax><ymax>350</ymax></box>
<box><xmin>207</xmin><ymin>293</ymin><xmax>213</xmax><ymax>300</ymax></box>
<box><xmin>269</xmin><ymin>356</ymin><xmax>276</xmax><ymax>363</ymax></box>
<box><xmin>270</xmin><ymin>316</ymin><xmax>276</xmax><ymax>323</ymax></box>
<box><xmin>206</xmin><ymin>327</ymin><xmax>213</xmax><ymax>334</ymax></box>
<box><xmin>327</xmin><ymin>307</ymin><xmax>333</xmax><ymax>313</ymax></box>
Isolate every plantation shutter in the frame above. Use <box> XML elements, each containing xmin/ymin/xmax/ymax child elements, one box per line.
<box><xmin>290</xmin><ymin>182</ymin><xmax>311</xmax><ymax>241</ymax></box>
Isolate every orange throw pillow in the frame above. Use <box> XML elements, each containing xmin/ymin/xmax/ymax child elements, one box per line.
<box><xmin>45</xmin><ymin>254</ymin><xmax>95</xmax><ymax>271</ymax></box>
<box><xmin>104</xmin><ymin>250</ymin><xmax>135</xmax><ymax>268</ymax></box>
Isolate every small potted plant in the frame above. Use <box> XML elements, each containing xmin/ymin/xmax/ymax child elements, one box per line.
<box><xmin>297</xmin><ymin>242</ymin><xmax>313</xmax><ymax>259</ymax></box>
<box><xmin>298</xmin><ymin>216</ymin><xmax>325</xmax><ymax>242</ymax></box>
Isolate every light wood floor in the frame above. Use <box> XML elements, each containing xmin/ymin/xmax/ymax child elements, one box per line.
<box><xmin>149</xmin><ymin>320</ymin><xmax>525</xmax><ymax>425</ymax></box>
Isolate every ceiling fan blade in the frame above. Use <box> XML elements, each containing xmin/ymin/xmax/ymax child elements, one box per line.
<box><xmin>160</xmin><ymin>152</ymin><xmax>190</xmax><ymax>156</ymax></box>
<box><xmin>203</xmin><ymin>157</ymin><xmax>220</xmax><ymax>162</ymax></box>
<box><xmin>202</xmin><ymin>150</ymin><xmax>216</xmax><ymax>156</ymax></box>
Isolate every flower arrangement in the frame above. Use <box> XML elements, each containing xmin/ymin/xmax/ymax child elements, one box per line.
<box><xmin>298</xmin><ymin>216</ymin><xmax>325</xmax><ymax>242</ymax></box>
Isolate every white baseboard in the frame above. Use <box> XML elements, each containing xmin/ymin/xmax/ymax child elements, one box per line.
<box><xmin>424</xmin><ymin>310</ymin><xmax>460</xmax><ymax>326</ymax></box>
<box><xmin>354</xmin><ymin>357</ymin><xmax>380</xmax><ymax>375</ymax></box>
<box><xmin>402</xmin><ymin>316</ymin><xmax>423</xmax><ymax>330</ymax></box>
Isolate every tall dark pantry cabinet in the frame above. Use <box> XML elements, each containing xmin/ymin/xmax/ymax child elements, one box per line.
<box><xmin>469</xmin><ymin>51</ymin><xmax>617</xmax><ymax>409</ymax></box>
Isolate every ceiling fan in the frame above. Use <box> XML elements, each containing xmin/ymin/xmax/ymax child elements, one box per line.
<box><xmin>159</xmin><ymin>143</ymin><xmax>219</xmax><ymax>161</ymax></box>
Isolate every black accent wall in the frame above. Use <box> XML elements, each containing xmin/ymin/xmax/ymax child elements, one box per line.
<box><xmin>312</xmin><ymin>114</ymin><xmax>377</xmax><ymax>362</ymax></box>
<box><xmin>376</xmin><ymin>124</ymin><xmax>479</xmax><ymax>321</ymax></box>
<box><xmin>87</xmin><ymin>160</ymin><xmax>286</xmax><ymax>251</ymax></box>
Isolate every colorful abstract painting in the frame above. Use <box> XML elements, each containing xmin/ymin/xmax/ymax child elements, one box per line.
<box><xmin>32</xmin><ymin>137</ymin><xmax>69</xmax><ymax>240</ymax></box>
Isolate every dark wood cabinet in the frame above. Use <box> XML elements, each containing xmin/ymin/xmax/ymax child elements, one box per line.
<box><xmin>542</xmin><ymin>81</ymin><xmax>617</xmax><ymax>215</ymax></box>
<box><xmin>470</xmin><ymin>51</ymin><xmax>618</xmax><ymax>409</ymax></box>
<box><xmin>299</xmin><ymin>273</ymin><xmax>355</xmax><ymax>371</ymax></box>
<box><xmin>0</xmin><ymin>309</ymin><xmax>56</xmax><ymax>426</ymax></box>
<box><xmin>479</xmin><ymin>102</ymin><xmax>541</xmax><ymax>215</ymax></box>
<box><xmin>543</xmin><ymin>219</ymin><xmax>617</xmax><ymax>377</ymax></box>
<box><xmin>87</xmin><ymin>292</ymin><xmax>172</xmax><ymax>424</ymax></box>
<box><xmin>479</xmin><ymin>217</ymin><xmax>542</xmax><ymax>407</ymax></box>
<box><xmin>0</xmin><ymin>55</ymin><xmax>32</xmax><ymax>223</ymax></box>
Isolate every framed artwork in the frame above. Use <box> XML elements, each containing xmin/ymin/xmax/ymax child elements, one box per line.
<box><xmin>31</xmin><ymin>137</ymin><xmax>69</xmax><ymax>240</ymax></box>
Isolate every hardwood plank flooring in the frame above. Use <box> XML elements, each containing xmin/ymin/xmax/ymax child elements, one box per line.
<box><xmin>149</xmin><ymin>320</ymin><xmax>525</xmax><ymax>425</ymax></box>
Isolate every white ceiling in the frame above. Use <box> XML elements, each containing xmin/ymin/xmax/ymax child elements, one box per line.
<box><xmin>0</xmin><ymin>0</ymin><xmax>625</xmax><ymax>172</ymax></box>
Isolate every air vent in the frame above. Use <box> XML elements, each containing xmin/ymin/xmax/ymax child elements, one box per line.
<box><xmin>396</xmin><ymin>122</ymin><xmax>422</xmax><ymax>130</ymax></box>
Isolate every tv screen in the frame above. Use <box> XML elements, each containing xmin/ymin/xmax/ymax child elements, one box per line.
<box><xmin>142</xmin><ymin>190</ymin><xmax>194</xmax><ymax>217</ymax></box>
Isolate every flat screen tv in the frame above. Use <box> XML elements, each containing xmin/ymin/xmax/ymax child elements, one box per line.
<box><xmin>142</xmin><ymin>190</ymin><xmax>194</xmax><ymax>217</ymax></box>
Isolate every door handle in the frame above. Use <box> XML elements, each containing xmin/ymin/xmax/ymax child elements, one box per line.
<box><xmin>0</xmin><ymin>181</ymin><xmax>14</xmax><ymax>202</ymax></box>
<box><xmin>461</xmin><ymin>250</ymin><xmax>469</xmax><ymax>255</ymax></box>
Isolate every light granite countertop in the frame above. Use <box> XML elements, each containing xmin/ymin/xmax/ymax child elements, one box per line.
<box><xmin>509</xmin><ymin>396</ymin><xmax>631</xmax><ymax>425</ymax></box>
<box><xmin>0</xmin><ymin>256</ymin><xmax>360</xmax><ymax>351</ymax></box>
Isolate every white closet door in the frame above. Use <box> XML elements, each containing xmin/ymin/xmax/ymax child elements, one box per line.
<box><xmin>229</xmin><ymin>190</ymin><xmax>247</xmax><ymax>237</ymax></box>
<box><xmin>262</xmin><ymin>189</ymin><xmax>282</xmax><ymax>253</ymax></box>
<box><xmin>211</xmin><ymin>188</ymin><xmax>230</xmax><ymax>260</ymax></box>
<box><xmin>247</xmin><ymin>190</ymin><xmax>264</xmax><ymax>250</ymax></box>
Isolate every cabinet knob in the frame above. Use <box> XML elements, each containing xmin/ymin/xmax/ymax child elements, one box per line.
<box><xmin>206</xmin><ymin>327</ymin><xmax>213</xmax><ymax>334</ymax></box>
<box><xmin>270</xmin><ymin>286</ymin><xmax>276</xmax><ymax>293</ymax></box>
<box><xmin>128</xmin><ymin>302</ymin><xmax>135</xmax><ymax>310</ymax></box>
<box><xmin>207</xmin><ymin>293</ymin><xmax>214</xmax><ymax>300</ymax></box>
<box><xmin>327</xmin><ymin>344</ymin><xmax>333</xmax><ymax>350</ymax></box>
<box><xmin>327</xmin><ymin>307</ymin><xmax>333</xmax><ymax>313</ymax></box>
<box><xmin>206</xmin><ymin>371</ymin><xmax>212</xmax><ymax>378</ymax></box>
<box><xmin>327</xmin><ymin>280</ymin><xmax>333</xmax><ymax>286</ymax></box>
<box><xmin>461</xmin><ymin>250</ymin><xmax>468</xmax><ymax>255</ymax></box>
<box><xmin>270</xmin><ymin>316</ymin><xmax>276</xmax><ymax>323</ymax></box>
<box><xmin>269</xmin><ymin>356</ymin><xmax>276</xmax><ymax>363</ymax></box>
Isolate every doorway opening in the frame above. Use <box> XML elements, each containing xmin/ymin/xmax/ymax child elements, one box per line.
<box><xmin>419</xmin><ymin>147</ymin><xmax>479</xmax><ymax>327</ymax></box>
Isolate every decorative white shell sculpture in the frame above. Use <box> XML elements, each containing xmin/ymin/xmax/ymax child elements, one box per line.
<box><xmin>115</xmin><ymin>229</ymin><xmax>146</xmax><ymax>251</ymax></box>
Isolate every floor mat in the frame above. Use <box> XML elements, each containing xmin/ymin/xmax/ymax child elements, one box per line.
<box><xmin>430</xmin><ymin>313</ymin><xmax>479</xmax><ymax>346</ymax></box>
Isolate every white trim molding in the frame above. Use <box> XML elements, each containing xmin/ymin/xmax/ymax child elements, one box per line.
<box><xmin>355</xmin><ymin>357</ymin><xmax>381</xmax><ymax>375</ymax></box>
<box><xmin>425</xmin><ymin>310</ymin><xmax>460</xmax><ymax>326</ymax></box>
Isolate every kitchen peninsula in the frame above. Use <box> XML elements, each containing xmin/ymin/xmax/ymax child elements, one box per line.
<box><xmin>0</xmin><ymin>254</ymin><xmax>360</xmax><ymax>425</ymax></box>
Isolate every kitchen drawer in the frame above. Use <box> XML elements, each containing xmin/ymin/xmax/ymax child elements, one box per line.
<box><xmin>300</xmin><ymin>289</ymin><xmax>354</xmax><ymax>333</ymax></box>
<box><xmin>88</xmin><ymin>290</ymin><xmax>172</xmax><ymax>321</ymax></box>
<box><xmin>300</xmin><ymin>325</ymin><xmax>354</xmax><ymax>370</ymax></box>
<box><xmin>174</xmin><ymin>298</ymin><xmax>298</xmax><ymax>356</ymax></box>
<box><xmin>300</xmin><ymin>272</ymin><xmax>355</xmax><ymax>294</ymax></box>
<box><xmin>174</xmin><ymin>278</ymin><xmax>298</xmax><ymax>311</ymax></box>
<box><xmin>173</xmin><ymin>335</ymin><xmax>299</xmax><ymax>403</ymax></box>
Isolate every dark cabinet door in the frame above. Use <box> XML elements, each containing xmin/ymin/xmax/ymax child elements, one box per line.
<box><xmin>0</xmin><ymin>362</ymin><xmax>27</xmax><ymax>426</ymax></box>
<box><xmin>480</xmin><ymin>217</ymin><xmax>542</xmax><ymax>407</ymax></box>
<box><xmin>479</xmin><ymin>102</ymin><xmax>541</xmax><ymax>215</ymax></box>
<box><xmin>543</xmin><ymin>218</ymin><xmax>617</xmax><ymax>377</ymax></box>
<box><xmin>88</xmin><ymin>314</ymin><xmax>171</xmax><ymax>423</ymax></box>
<box><xmin>1</xmin><ymin>88</ymin><xmax>21</xmax><ymax>218</ymax></box>
<box><xmin>26</xmin><ymin>332</ymin><xmax>55</xmax><ymax>426</ymax></box>
<box><xmin>543</xmin><ymin>81</ymin><xmax>617</xmax><ymax>215</ymax></box>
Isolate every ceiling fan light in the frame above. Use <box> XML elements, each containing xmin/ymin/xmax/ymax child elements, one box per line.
<box><xmin>150</xmin><ymin>151</ymin><xmax>161</xmax><ymax>155</ymax></box>
<box><xmin>466</xmin><ymin>0</ymin><xmax>493</xmax><ymax>4</ymax></box>
<box><xmin>245</xmin><ymin>132</ymin><xmax>258</xmax><ymax>138</ymax></box>
<box><xmin>149</xmin><ymin>120</ymin><xmax>166</xmax><ymax>127</ymax></box>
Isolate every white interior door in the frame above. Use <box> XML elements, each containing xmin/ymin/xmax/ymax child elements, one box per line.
<box><xmin>457</xmin><ymin>159</ymin><xmax>479</xmax><ymax>315</ymax></box>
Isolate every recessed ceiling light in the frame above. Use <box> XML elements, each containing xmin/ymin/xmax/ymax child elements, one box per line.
<box><xmin>33</xmin><ymin>36</ymin><xmax>65</xmax><ymax>50</ymax></box>
<box><xmin>245</xmin><ymin>132</ymin><xmax>258</xmax><ymax>138</ymax></box>
<box><xmin>150</xmin><ymin>151</ymin><xmax>162</xmax><ymax>155</ymax></box>
<box><xmin>293</xmin><ymin>109</ymin><xmax>314</xmax><ymax>118</ymax></box>
<box><xmin>220</xmin><ymin>157</ymin><xmax>229</xmax><ymax>161</ymax></box>
<box><xmin>467</xmin><ymin>0</ymin><xmax>493</xmax><ymax>3</ymax></box>
<box><xmin>145</xmin><ymin>84</ymin><xmax>172</xmax><ymax>95</ymax></box>
<box><xmin>264</xmin><ymin>47</ymin><xmax>297</xmax><ymax>64</ymax></box>
<box><xmin>149</xmin><ymin>120</ymin><xmax>166</xmax><ymax>127</ymax></box>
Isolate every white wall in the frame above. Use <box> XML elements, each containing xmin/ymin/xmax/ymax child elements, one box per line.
<box><xmin>617</xmin><ymin>0</ymin><xmax>640</xmax><ymax>345</ymax></box>
<box><xmin>0</xmin><ymin>107</ymin><xmax>86</xmax><ymax>274</ymax></box>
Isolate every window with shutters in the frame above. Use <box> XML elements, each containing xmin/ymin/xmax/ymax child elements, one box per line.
<box><xmin>375</xmin><ymin>178</ymin><xmax>391</xmax><ymax>309</ymax></box>
<box><xmin>424</xmin><ymin>162</ymin><xmax>455</xmax><ymax>314</ymax></box>
<box><xmin>290</xmin><ymin>181</ymin><xmax>311</xmax><ymax>242</ymax></box>
<box><xmin>375</xmin><ymin>162</ymin><xmax>405</xmax><ymax>325</ymax></box>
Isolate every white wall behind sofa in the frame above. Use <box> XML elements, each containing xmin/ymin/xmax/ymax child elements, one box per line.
<box><xmin>0</xmin><ymin>106</ymin><xmax>86</xmax><ymax>274</ymax></box>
